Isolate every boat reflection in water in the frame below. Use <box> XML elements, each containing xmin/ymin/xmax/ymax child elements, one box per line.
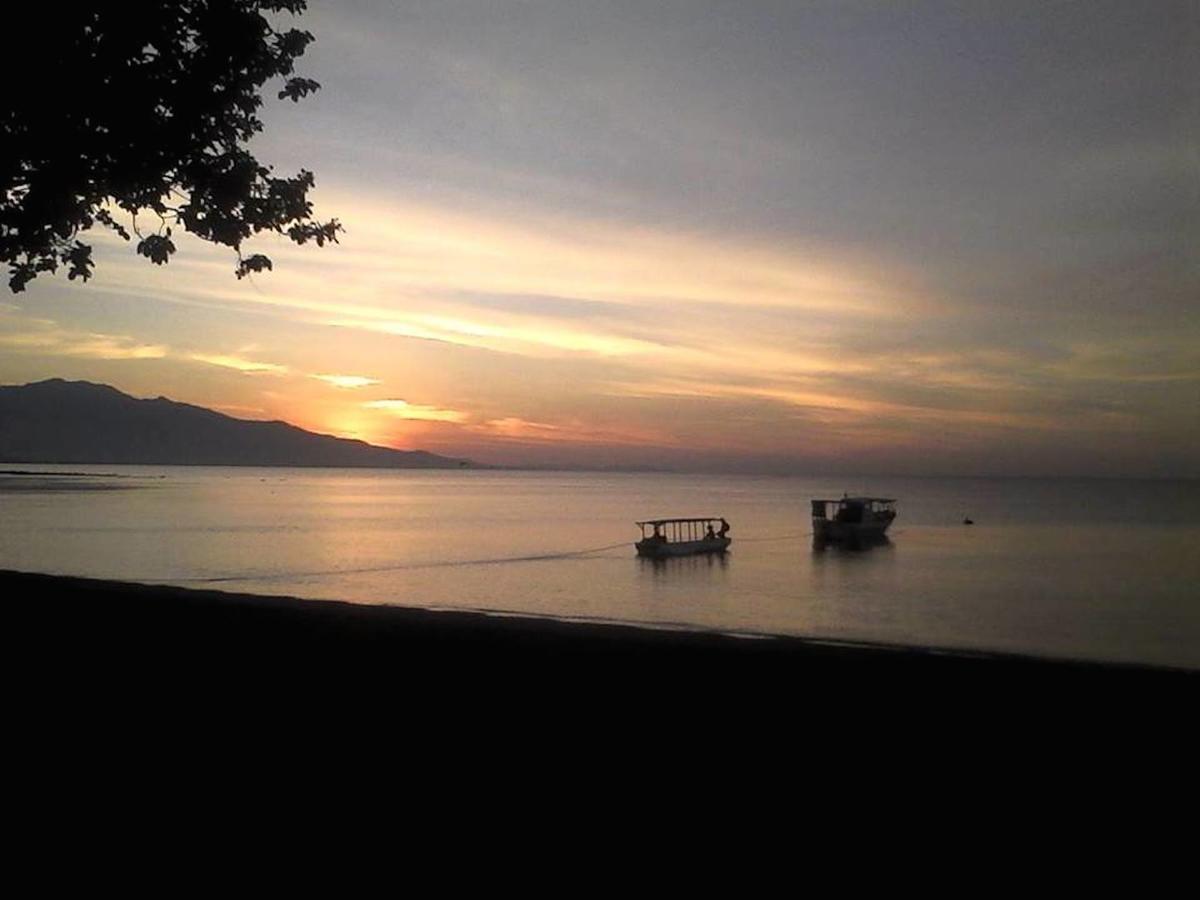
<box><xmin>812</xmin><ymin>532</ymin><xmax>893</xmax><ymax>554</ymax></box>
<box><xmin>638</xmin><ymin>551</ymin><xmax>730</xmax><ymax>575</ymax></box>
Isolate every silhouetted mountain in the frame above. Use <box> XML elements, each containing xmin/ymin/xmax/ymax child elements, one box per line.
<box><xmin>0</xmin><ymin>379</ymin><xmax>474</xmax><ymax>468</ymax></box>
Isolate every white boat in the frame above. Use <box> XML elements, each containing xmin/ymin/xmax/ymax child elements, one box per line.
<box><xmin>811</xmin><ymin>496</ymin><xmax>896</xmax><ymax>543</ymax></box>
<box><xmin>636</xmin><ymin>517</ymin><xmax>731</xmax><ymax>558</ymax></box>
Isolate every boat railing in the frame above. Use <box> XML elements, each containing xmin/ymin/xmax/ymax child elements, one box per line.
<box><xmin>637</xmin><ymin>517</ymin><xmax>728</xmax><ymax>544</ymax></box>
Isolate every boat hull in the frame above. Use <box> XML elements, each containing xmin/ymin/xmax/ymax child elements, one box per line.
<box><xmin>635</xmin><ymin>537</ymin><xmax>731</xmax><ymax>558</ymax></box>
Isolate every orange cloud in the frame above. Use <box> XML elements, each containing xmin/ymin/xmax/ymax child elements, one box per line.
<box><xmin>363</xmin><ymin>398</ymin><xmax>468</xmax><ymax>423</ymax></box>
<box><xmin>313</xmin><ymin>373</ymin><xmax>381</xmax><ymax>388</ymax></box>
<box><xmin>472</xmin><ymin>416</ymin><xmax>670</xmax><ymax>447</ymax></box>
<box><xmin>189</xmin><ymin>353</ymin><xmax>289</xmax><ymax>375</ymax></box>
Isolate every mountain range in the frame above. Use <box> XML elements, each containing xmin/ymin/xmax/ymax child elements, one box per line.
<box><xmin>0</xmin><ymin>379</ymin><xmax>473</xmax><ymax>468</ymax></box>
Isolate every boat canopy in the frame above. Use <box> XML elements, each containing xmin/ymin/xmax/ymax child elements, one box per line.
<box><xmin>636</xmin><ymin>517</ymin><xmax>725</xmax><ymax>526</ymax></box>
<box><xmin>812</xmin><ymin>496</ymin><xmax>896</xmax><ymax>522</ymax></box>
<box><xmin>636</xmin><ymin>517</ymin><xmax>729</xmax><ymax>543</ymax></box>
<box><xmin>810</xmin><ymin>497</ymin><xmax>895</xmax><ymax>505</ymax></box>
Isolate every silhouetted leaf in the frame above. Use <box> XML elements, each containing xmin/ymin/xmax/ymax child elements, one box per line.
<box><xmin>279</xmin><ymin>76</ymin><xmax>321</xmax><ymax>102</ymax></box>
<box><xmin>136</xmin><ymin>234</ymin><xmax>177</xmax><ymax>265</ymax></box>
<box><xmin>236</xmin><ymin>253</ymin><xmax>273</xmax><ymax>279</ymax></box>
<box><xmin>65</xmin><ymin>242</ymin><xmax>94</xmax><ymax>281</ymax></box>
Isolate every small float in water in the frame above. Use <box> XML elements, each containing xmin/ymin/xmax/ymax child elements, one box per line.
<box><xmin>635</xmin><ymin>517</ymin><xmax>731</xmax><ymax>558</ymax></box>
<box><xmin>811</xmin><ymin>495</ymin><xmax>896</xmax><ymax>543</ymax></box>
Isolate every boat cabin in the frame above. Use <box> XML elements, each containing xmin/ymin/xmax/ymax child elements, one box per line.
<box><xmin>635</xmin><ymin>517</ymin><xmax>730</xmax><ymax>558</ymax></box>
<box><xmin>811</xmin><ymin>496</ymin><xmax>896</xmax><ymax>524</ymax></box>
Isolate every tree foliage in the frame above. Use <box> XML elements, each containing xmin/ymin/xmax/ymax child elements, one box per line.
<box><xmin>0</xmin><ymin>1</ymin><xmax>340</xmax><ymax>292</ymax></box>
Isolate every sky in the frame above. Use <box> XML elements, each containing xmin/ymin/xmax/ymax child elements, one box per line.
<box><xmin>2</xmin><ymin>0</ymin><xmax>1196</xmax><ymax>475</ymax></box>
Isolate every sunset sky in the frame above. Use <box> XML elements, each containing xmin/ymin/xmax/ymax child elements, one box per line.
<box><xmin>2</xmin><ymin>1</ymin><xmax>1196</xmax><ymax>475</ymax></box>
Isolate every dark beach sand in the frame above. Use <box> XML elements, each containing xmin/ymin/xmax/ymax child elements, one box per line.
<box><xmin>6</xmin><ymin>569</ymin><xmax>1197</xmax><ymax>782</ymax></box>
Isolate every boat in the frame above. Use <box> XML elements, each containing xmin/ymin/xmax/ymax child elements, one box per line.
<box><xmin>635</xmin><ymin>517</ymin><xmax>731</xmax><ymax>558</ymax></box>
<box><xmin>811</xmin><ymin>496</ymin><xmax>896</xmax><ymax>543</ymax></box>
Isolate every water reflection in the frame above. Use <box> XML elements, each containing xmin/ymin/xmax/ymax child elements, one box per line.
<box><xmin>0</xmin><ymin>473</ymin><xmax>149</xmax><ymax>493</ymax></box>
<box><xmin>811</xmin><ymin>534</ymin><xmax>893</xmax><ymax>556</ymax></box>
<box><xmin>638</xmin><ymin>551</ymin><xmax>730</xmax><ymax>577</ymax></box>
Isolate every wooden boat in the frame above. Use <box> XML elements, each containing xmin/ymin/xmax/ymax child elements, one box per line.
<box><xmin>811</xmin><ymin>496</ymin><xmax>896</xmax><ymax>543</ymax></box>
<box><xmin>636</xmin><ymin>517</ymin><xmax>731</xmax><ymax>558</ymax></box>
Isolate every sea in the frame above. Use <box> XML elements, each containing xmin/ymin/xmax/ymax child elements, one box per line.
<box><xmin>1</xmin><ymin>465</ymin><xmax>1197</xmax><ymax>670</ymax></box>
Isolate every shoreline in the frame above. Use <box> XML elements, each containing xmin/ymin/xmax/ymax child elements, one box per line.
<box><xmin>2</xmin><ymin>569</ymin><xmax>1191</xmax><ymax>687</ymax></box>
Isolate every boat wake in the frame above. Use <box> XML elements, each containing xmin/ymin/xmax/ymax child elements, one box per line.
<box><xmin>735</xmin><ymin>532</ymin><xmax>810</xmax><ymax>543</ymax></box>
<box><xmin>147</xmin><ymin>530</ymin><xmax>824</xmax><ymax>586</ymax></box>
<box><xmin>167</xmin><ymin>540</ymin><xmax>633</xmax><ymax>585</ymax></box>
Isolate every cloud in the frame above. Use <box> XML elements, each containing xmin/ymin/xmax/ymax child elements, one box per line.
<box><xmin>313</xmin><ymin>373</ymin><xmax>381</xmax><ymax>388</ymax></box>
<box><xmin>362</xmin><ymin>398</ymin><xmax>468</xmax><ymax>423</ymax></box>
<box><xmin>189</xmin><ymin>353</ymin><xmax>289</xmax><ymax>375</ymax></box>
<box><xmin>0</xmin><ymin>318</ymin><xmax>168</xmax><ymax>360</ymax></box>
<box><xmin>471</xmin><ymin>416</ymin><xmax>670</xmax><ymax>448</ymax></box>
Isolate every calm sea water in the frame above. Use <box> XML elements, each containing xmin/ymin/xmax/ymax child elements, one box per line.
<box><xmin>1</xmin><ymin>466</ymin><xmax>1197</xmax><ymax>669</ymax></box>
